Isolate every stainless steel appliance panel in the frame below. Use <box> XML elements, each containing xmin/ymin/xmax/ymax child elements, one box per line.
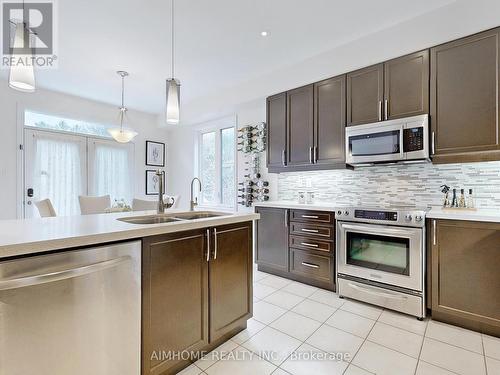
<box><xmin>0</xmin><ymin>241</ymin><xmax>141</xmax><ymax>375</ymax></box>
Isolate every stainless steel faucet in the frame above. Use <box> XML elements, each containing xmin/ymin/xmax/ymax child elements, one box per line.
<box><xmin>156</xmin><ymin>170</ymin><xmax>166</xmax><ymax>213</ymax></box>
<box><xmin>190</xmin><ymin>177</ymin><xmax>202</xmax><ymax>211</ymax></box>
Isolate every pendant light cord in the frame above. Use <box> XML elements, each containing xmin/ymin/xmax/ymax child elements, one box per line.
<box><xmin>120</xmin><ymin>74</ymin><xmax>125</xmax><ymax>130</ymax></box>
<box><xmin>171</xmin><ymin>0</ymin><xmax>175</xmax><ymax>78</ymax></box>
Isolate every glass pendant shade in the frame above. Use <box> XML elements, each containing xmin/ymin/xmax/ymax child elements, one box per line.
<box><xmin>166</xmin><ymin>79</ymin><xmax>180</xmax><ymax>124</ymax></box>
<box><xmin>9</xmin><ymin>22</ymin><xmax>35</xmax><ymax>93</ymax></box>
<box><xmin>108</xmin><ymin>108</ymin><xmax>138</xmax><ymax>143</ymax></box>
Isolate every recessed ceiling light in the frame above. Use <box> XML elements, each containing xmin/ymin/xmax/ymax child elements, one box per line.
<box><xmin>261</xmin><ymin>31</ymin><xmax>268</xmax><ymax>37</ymax></box>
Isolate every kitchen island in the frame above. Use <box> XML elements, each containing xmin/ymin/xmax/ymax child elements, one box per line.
<box><xmin>0</xmin><ymin>210</ymin><xmax>259</xmax><ymax>375</ymax></box>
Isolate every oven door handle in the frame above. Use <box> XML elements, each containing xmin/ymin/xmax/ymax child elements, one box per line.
<box><xmin>347</xmin><ymin>283</ymin><xmax>408</xmax><ymax>300</ymax></box>
<box><xmin>339</xmin><ymin>223</ymin><xmax>420</xmax><ymax>238</ymax></box>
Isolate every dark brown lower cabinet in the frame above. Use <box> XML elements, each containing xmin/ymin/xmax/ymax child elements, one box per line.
<box><xmin>142</xmin><ymin>222</ymin><xmax>252</xmax><ymax>375</ymax></box>
<box><xmin>430</xmin><ymin>219</ymin><xmax>500</xmax><ymax>336</ymax></box>
<box><xmin>256</xmin><ymin>207</ymin><xmax>336</xmax><ymax>291</ymax></box>
<box><xmin>255</xmin><ymin>206</ymin><xmax>289</xmax><ymax>272</ymax></box>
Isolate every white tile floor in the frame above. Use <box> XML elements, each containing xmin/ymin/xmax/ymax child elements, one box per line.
<box><xmin>180</xmin><ymin>267</ymin><xmax>500</xmax><ymax>375</ymax></box>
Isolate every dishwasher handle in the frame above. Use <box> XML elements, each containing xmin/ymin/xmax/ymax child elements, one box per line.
<box><xmin>0</xmin><ymin>256</ymin><xmax>131</xmax><ymax>291</ymax></box>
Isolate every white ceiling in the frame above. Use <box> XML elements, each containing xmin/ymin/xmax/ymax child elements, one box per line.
<box><xmin>2</xmin><ymin>0</ymin><xmax>456</xmax><ymax>118</ymax></box>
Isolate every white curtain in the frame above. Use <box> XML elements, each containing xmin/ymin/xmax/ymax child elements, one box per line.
<box><xmin>92</xmin><ymin>142</ymin><xmax>133</xmax><ymax>204</ymax></box>
<box><xmin>33</xmin><ymin>136</ymin><xmax>84</xmax><ymax>216</ymax></box>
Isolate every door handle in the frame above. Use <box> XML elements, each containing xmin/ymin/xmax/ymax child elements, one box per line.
<box><xmin>0</xmin><ymin>256</ymin><xmax>131</xmax><ymax>291</ymax></box>
<box><xmin>384</xmin><ymin>99</ymin><xmax>389</xmax><ymax>120</ymax></box>
<box><xmin>213</xmin><ymin>228</ymin><xmax>218</xmax><ymax>260</ymax></box>
<box><xmin>301</xmin><ymin>215</ymin><xmax>319</xmax><ymax>219</ymax></box>
<box><xmin>433</xmin><ymin>220</ymin><xmax>437</xmax><ymax>246</ymax></box>
<box><xmin>314</xmin><ymin>146</ymin><xmax>318</xmax><ymax>164</ymax></box>
<box><xmin>378</xmin><ymin>101</ymin><xmax>382</xmax><ymax>121</ymax></box>
<box><xmin>206</xmin><ymin>229</ymin><xmax>210</xmax><ymax>261</ymax></box>
<box><xmin>309</xmin><ymin>147</ymin><xmax>313</xmax><ymax>164</ymax></box>
<box><xmin>284</xmin><ymin>209</ymin><xmax>289</xmax><ymax>228</ymax></box>
<box><xmin>281</xmin><ymin>149</ymin><xmax>286</xmax><ymax>166</ymax></box>
<box><xmin>431</xmin><ymin>132</ymin><xmax>436</xmax><ymax>155</ymax></box>
<box><xmin>301</xmin><ymin>262</ymin><xmax>319</xmax><ymax>269</ymax></box>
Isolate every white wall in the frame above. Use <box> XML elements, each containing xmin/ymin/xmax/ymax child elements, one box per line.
<box><xmin>0</xmin><ymin>82</ymin><xmax>166</xmax><ymax>219</ymax></box>
<box><xmin>167</xmin><ymin>100</ymin><xmax>278</xmax><ymax>211</ymax></box>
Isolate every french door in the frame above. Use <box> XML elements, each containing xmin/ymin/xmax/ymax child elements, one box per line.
<box><xmin>24</xmin><ymin>129</ymin><xmax>134</xmax><ymax>218</ymax></box>
<box><xmin>24</xmin><ymin>129</ymin><xmax>88</xmax><ymax>218</ymax></box>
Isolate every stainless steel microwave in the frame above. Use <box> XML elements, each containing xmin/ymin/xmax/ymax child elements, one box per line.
<box><xmin>345</xmin><ymin>114</ymin><xmax>429</xmax><ymax>166</ymax></box>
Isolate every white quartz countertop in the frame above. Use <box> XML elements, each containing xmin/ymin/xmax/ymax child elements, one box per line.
<box><xmin>0</xmin><ymin>210</ymin><xmax>259</xmax><ymax>259</ymax></box>
<box><xmin>426</xmin><ymin>207</ymin><xmax>500</xmax><ymax>223</ymax></box>
<box><xmin>254</xmin><ymin>201</ymin><xmax>500</xmax><ymax>223</ymax></box>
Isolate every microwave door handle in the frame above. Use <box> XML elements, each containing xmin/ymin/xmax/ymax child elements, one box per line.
<box><xmin>399</xmin><ymin>125</ymin><xmax>405</xmax><ymax>159</ymax></box>
<box><xmin>0</xmin><ymin>256</ymin><xmax>131</xmax><ymax>291</ymax></box>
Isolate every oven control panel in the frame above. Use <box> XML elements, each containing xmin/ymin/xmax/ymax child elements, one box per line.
<box><xmin>335</xmin><ymin>207</ymin><xmax>428</xmax><ymax>227</ymax></box>
<box><xmin>354</xmin><ymin>210</ymin><xmax>398</xmax><ymax>221</ymax></box>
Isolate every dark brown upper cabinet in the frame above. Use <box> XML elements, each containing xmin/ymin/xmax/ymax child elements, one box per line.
<box><xmin>266</xmin><ymin>92</ymin><xmax>287</xmax><ymax>170</ymax></box>
<box><xmin>384</xmin><ymin>50</ymin><xmax>429</xmax><ymax>120</ymax></box>
<box><xmin>314</xmin><ymin>75</ymin><xmax>346</xmax><ymax>166</ymax></box>
<box><xmin>431</xmin><ymin>28</ymin><xmax>500</xmax><ymax>163</ymax></box>
<box><xmin>347</xmin><ymin>64</ymin><xmax>384</xmax><ymax>126</ymax></box>
<box><xmin>287</xmin><ymin>84</ymin><xmax>315</xmax><ymax>167</ymax></box>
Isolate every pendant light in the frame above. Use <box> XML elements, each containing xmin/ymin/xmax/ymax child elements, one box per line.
<box><xmin>108</xmin><ymin>71</ymin><xmax>138</xmax><ymax>143</ymax></box>
<box><xmin>165</xmin><ymin>0</ymin><xmax>180</xmax><ymax>125</ymax></box>
<box><xmin>9</xmin><ymin>18</ymin><xmax>36</xmax><ymax>92</ymax></box>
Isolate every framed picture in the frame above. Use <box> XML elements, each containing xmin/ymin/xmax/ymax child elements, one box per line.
<box><xmin>145</xmin><ymin>170</ymin><xmax>165</xmax><ymax>195</ymax></box>
<box><xmin>146</xmin><ymin>141</ymin><xmax>165</xmax><ymax>167</ymax></box>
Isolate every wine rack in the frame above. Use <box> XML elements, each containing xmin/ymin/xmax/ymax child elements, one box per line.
<box><xmin>237</xmin><ymin>122</ymin><xmax>269</xmax><ymax>207</ymax></box>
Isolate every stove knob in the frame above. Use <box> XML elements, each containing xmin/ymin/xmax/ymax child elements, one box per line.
<box><xmin>344</xmin><ymin>210</ymin><xmax>350</xmax><ymax>216</ymax></box>
<box><xmin>415</xmin><ymin>215</ymin><xmax>423</xmax><ymax>222</ymax></box>
<box><xmin>337</xmin><ymin>210</ymin><xmax>342</xmax><ymax>216</ymax></box>
<box><xmin>405</xmin><ymin>214</ymin><xmax>413</xmax><ymax>222</ymax></box>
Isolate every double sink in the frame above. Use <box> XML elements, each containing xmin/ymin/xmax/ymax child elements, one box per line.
<box><xmin>117</xmin><ymin>211</ymin><xmax>228</xmax><ymax>225</ymax></box>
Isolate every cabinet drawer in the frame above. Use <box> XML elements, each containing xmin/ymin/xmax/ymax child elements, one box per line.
<box><xmin>290</xmin><ymin>210</ymin><xmax>333</xmax><ymax>224</ymax></box>
<box><xmin>289</xmin><ymin>235</ymin><xmax>333</xmax><ymax>254</ymax></box>
<box><xmin>290</xmin><ymin>222</ymin><xmax>334</xmax><ymax>240</ymax></box>
<box><xmin>290</xmin><ymin>249</ymin><xmax>334</xmax><ymax>283</ymax></box>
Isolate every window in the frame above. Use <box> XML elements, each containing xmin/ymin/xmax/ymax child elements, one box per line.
<box><xmin>24</xmin><ymin>111</ymin><xmax>135</xmax><ymax>218</ymax></box>
<box><xmin>198</xmin><ymin>124</ymin><xmax>236</xmax><ymax>208</ymax></box>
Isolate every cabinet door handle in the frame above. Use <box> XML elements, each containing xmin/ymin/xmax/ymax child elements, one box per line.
<box><xmin>206</xmin><ymin>229</ymin><xmax>210</xmax><ymax>262</ymax></box>
<box><xmin>384</xmin><ymin>99</ymin><xmax>389</xmax><ymax>120</ymax></box>
<box><xmin>284</xmin><ymin>209</ymin><xmax>289</xmax><ymax>228</ymax></box>
<box><xmin>282</xmin><ymin>149</ymin><xmax>286</xmax><ymax>166</ymax></box>
<box><xmin>301</xmin><ymin>228</ymin><xmax>319</xmax><ymax>233</ymax></box>
<box><xmin>302</xmin><ymin>215</ymin><xmax>319</xmax><ymax>219</ymax></box>
<box><xmin>301</xmin><ymin>262</ymin><xmax>319</xmax><ymax>269</ymax></box>
<box><xmin>431</xmin><ymin>132</ymin><xmax>436</xmax><ymax>155</ymax></box>
<box><xmin>301</xmin><ymin>242</ymin><xmax>319</xmax><ymax>248</ymax></box>
<box><xmin>378</xmin><ymin>101</ymin><xmax>382</xmax><ymax>121</ymax></box>
<box><xmin>314</xmin><ymin>146</ymin><xmax>318</xmax><ymax>164</ymax></box>
<box><xmin>309</xmin><ymin>146</ymin><xmax>313</xmax><ymax>164</ymax></box>
<box><xmin>433</xmin><ymin>220</ymin><xmax>437</xmax><ymax>246</ymax></box>
<box><xmin>213</xmin><ymin>228</ymin><xmax>218</xmax><ymax>260</ymax></box>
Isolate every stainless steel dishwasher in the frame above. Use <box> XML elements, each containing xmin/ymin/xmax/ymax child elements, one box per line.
<box><xmin>0</xmin><ymin>241</ymin><xmax>141</xmax><ymax>375</ymax></box>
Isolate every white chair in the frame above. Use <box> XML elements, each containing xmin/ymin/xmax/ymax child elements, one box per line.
<box><xmin>79</xmin><ymin>195</ymin><xmax>111</xmax><ymax>215</ymax></box>
<box><xmin>34</xmin><ymin>199</ymin><xmax>57</xmax><ymax>217</ymax></box>
<box><xmin>132</xmin><ymin>195</ymin><xmax>179</xmax><ymax>211</ymax></box>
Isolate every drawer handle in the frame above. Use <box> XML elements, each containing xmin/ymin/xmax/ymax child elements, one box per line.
<box><xmin>301</xmin><ymin>215</ymin><xmax>319</xmax><ymax>219</ymax></box>
<box><xmin>301</xmin><ymin>262</ymin><xmax>319</xmax><ymax>269</ymax></box>
<box><xmin>301</xmin><ymin>242</ymin><xmax>319</xmax><ymax>248</ymax></box>
<box><xmin>301</xmin><ymin>228</ymin><xmax>319</xmax><ymax>233</ymax></box>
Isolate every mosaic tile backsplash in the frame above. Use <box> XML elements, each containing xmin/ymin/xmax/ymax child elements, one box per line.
<box><xmin>277</xmin><ymin>161</ymin><xmax>500</xmax><ymax>209</ymax></box>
